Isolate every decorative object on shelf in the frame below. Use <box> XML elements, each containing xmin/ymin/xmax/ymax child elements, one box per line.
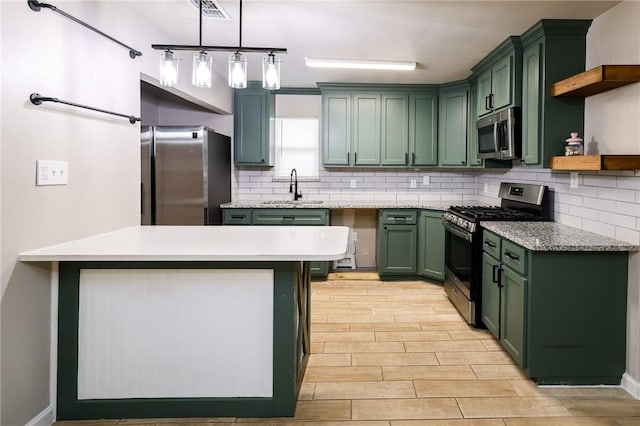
<box><xmin>565</xmin><ymin>132</ymin><xmax>584</xmax><ymax>156</ymax></box>
<box><xmin>29</xmin><ymin>93</ymin><xmax>141</xmax><ymax>124</ymax></box>
<box><xmin>152</xmin><ymin>0</ymin><xmax>286</xmax><ymax>90</ymax></box>
<box><xmin>27</xmin><ymin>0</ymin><xmax>142</xmax><ymax>59</ymax></box>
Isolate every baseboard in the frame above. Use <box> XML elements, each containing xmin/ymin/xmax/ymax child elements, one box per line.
<box><xmin>622</xmin><ymin>373</ymin><xmax>640</xmax><ymax>399</ymax></box>
<box><xmin>25</xmin><ymin>405</ymin><xmax>54</xmax><ymax>426</ymax></box>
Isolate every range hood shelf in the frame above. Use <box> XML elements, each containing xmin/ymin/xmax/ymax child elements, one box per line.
<box><xmin>550</xmin><ymin>155</ymin><xmax>640</xmax><ymax>171</ymax></box>
<box><xmin>551</xmin><ymin>65</ymin><xmax>640</xmax><ymax>97</ymax></box>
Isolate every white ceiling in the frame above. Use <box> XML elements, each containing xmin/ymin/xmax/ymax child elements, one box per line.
<box><xmin>133</xmin><ymin>0</ymin><xmax>620</xmax><ymax>88</ymax></box>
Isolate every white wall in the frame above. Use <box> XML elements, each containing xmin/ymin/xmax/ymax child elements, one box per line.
<box><xmin>0</xmin><ymin>1</ymin><xmax>232</xmax><ymax>424</ymax></box>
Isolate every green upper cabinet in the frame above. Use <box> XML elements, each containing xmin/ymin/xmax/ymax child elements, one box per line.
<box><xmin>322</xmin><ymin>92</ymin><xmax>352</xmax><ymax>165</ymax></box>
<box><xmin>409</xmin><ymin>92</ymin><xmax>438</xmax><ymax>166</ymax></box>
<box><xmin>438</xmin><ymin>82</ymin><xmax>468</xmax><ymax>167</ymax></box>
<box><xmin>381</xmin><ymin>94</ymin><xmax>409</xmax><ymax>165</ymax></box>
<box><xmin>352</xmin><ymin>93</ymin><xmax>381</xmax><ymax>165</ymax></box>
<box><xmin>233</xmin><ymin>83</ymin><xmax>275</xmax><ymax>166</ymax></box>
<box><xmin>472</xmin><ymin>36</ymin><xmax>523</xmax><ymax>119</ymax></box>
<box><xmin>466</xmin><ymin>78</ymin><xmax>483</xmax><ymax>167</ymax></box>
<box><xmin>520</xmin><ymin>20</ymin><xmax>591</xmax><ymax>168</ymax></box>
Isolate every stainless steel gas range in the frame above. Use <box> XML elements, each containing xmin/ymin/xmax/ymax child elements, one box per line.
<box><xmin>442</xmin><ymin>182</ymin><xmax>551</xmax><ymax>326</ymax></box>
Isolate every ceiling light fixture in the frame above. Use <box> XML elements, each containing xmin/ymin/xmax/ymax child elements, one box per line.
<box><xmin>305</xmin><ymin>57</ymin><xmax>416</xmax><ymax>71</ymax></box>
<box><xmin>153</xmin><ymin>0</ymin><xmax>286</xmax><ymax>89</ymax></box>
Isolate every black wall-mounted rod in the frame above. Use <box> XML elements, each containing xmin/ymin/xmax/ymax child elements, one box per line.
<box><xmin>30</xmin><ymin>93</ymin><xmax>141</xmax><ymax>124</ymax></box>
<box><xmin>28</xmin><ymin>0</ymin><xmax>142</xmax><ymax>59</ymax></box>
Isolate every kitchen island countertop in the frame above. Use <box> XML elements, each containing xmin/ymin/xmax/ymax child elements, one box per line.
<box><xmin>481</xmin><ymin>221</ymin><xmax>640</xmax><ymax>252</ymax></box>
<box><xmin>18</xmin><ymin>225</ymin><xmax>349</xmax><ymax>262</ymax></box>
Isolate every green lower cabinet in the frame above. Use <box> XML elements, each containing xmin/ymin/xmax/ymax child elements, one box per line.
<box><xmin>500</xmin><ymin>266</ymin><xmax>527</xmax><ymax>367</ymax></box>
<box><xmin>482</xmin><ymin>230</ymin><xmax>628</xmax><ymax>385</ymax></box>
<box><xmin>377</xmin><ymin>210</ymin><xmax>418</xmax><ymax>276</ymax></box>
<box><xmin>417</xmin><ymin>210</ymin><xmax>444</xmax><ymax>281</ymax></box>
<box><xmin>481</xmin><ymin>252</ymin><xmax>501</xmax><ymax>338</ymax></box>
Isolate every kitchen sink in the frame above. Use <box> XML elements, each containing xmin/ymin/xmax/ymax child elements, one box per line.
<box><xmin>261</xmin><ymin>200</ymin><xmax>324</xmax><ymax>206</ymax></box>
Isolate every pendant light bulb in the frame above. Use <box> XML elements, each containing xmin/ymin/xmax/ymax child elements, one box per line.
<box><xmin>228</xmin><ymin>52</ymin><xmax>247</xmax><ymax>89</ymax></box>
<box><xmin>192</xmin><ymin>51</ymin><xmax>213</xmax><ymax>88</ymax></box>
<box><xmin>160</xmin><ymin>50</ymin><xmax>179</xmax><ymax>87</ymax></box>
<box><xmin>262</xmin><ymin>53</ymin><xmax>281</xmax><ymax>90</ymax></box>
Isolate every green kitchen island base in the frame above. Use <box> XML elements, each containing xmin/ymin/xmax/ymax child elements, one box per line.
<box><xmin>56</xmin><ymin>260</ymin><xmax>310</xmax><ymax>420</ymax></box>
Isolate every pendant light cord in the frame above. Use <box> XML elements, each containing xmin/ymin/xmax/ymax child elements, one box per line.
<box><xmin>238</xmin><ymin>0</ymin><xmax>243</xmax><ymax>48</ymax></box>
<box><xmin>199</xmin><ymin>0</ymin><xmax>203</xmax><ymax>48</ymax></box>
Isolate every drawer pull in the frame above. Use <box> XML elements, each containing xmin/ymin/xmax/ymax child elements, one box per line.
<box><xmin>484</xmin><ymin>240</ymin><xmax>496</xmax><ymax>248</ymax></box>
<box><xmin>230</xmin><ymin>215</ymin><xmax>245</xmax><ymax>220</ymax></box>
<box><xmin>283</xmin><ymin>216</ymin><xmax>295</xmax><ymax>220</ymax></box>
<box><xmin>504</xmin><ymin>251</ymin><xmax>520</xmax><ymax>261</ymax></box>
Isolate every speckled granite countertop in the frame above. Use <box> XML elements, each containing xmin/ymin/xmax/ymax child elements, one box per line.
<box><xmin>221</xmin><ymin>201</ymin><xmax>493</xmax><ymax>210</ymax></box>
<box><xmin>481</xmin><ymin>222</ymin><xmax>640</xmax><ymax>252</ymax></box>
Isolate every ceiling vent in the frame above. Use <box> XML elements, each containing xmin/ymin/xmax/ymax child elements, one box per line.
<box><xmin>187</xmin><ymin>0</ymin><xmax>230</xmax><ymax>19</ymax></box>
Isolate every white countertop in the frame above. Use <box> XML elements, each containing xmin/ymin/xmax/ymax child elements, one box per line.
<box><xmin>221</xmin><ymin>200</ymin><xmax>492</xmax><ymax>210</ymax></box>
<box><xmin>18</xmin><ymin>226</ymin><xmax>350</xmax><ymax>262</ymax></box>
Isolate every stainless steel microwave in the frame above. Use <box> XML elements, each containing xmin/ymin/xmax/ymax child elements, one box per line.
<box><xmin>476</xmin><ymin>107</ymin><xmax>521</xmax><ymax>160</ymax></box>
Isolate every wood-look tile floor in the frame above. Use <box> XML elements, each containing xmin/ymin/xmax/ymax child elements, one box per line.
<box><xmin>55</xmin><ymin>277</ymin><xmax>640</xmax><ymax>426</ymax></box>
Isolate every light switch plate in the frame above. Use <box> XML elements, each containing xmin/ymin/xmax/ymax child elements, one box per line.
<box><xmin>570</xmin><ymin>172</ymin><xmax>579</xmax><ymax>189</ymax></box>
<box><xmin>423</xmin><ymin>176</ymin><xmax>430</xmax><ymax>185</ymax></box>
<box><xmin>36</xmin><ymin>160</ymin><xmax>68</xmax><ymax>186</ymax></box>
<box><xmin>410</xmin><ymin>179</ymin><xmax>417</xmax><ymax>188</ymax></box>
<box><xmin>484</xmin><ymin>183</ymin><xmax>488</xmax><ymax>193</ymax></box>
<box><xmin>350</xmin><ymin>179</ymin><xmax>356</xmax><ymax>188</ymax></box>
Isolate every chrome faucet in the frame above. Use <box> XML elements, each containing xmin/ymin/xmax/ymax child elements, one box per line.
<box><xmin>289</xmin><ymin>168</ymin><xmax>302</xmax><ymax>201</ymax></box>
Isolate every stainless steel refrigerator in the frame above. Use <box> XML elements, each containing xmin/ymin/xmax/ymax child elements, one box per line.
<box><xmin>141</xmin><ymin>126</ymin><xmax>231</xmax><ymax>225</ymax></box>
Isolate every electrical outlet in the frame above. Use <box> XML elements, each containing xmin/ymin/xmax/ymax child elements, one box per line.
<box><xmin>350</xmin><ymin>179</ymin><xmax>356</xmax><ymax>188</ymax></box>
<box><xmin>484</xmin><ymin>183</ymin><xmax>488</xmax><ymax>193</ymax></box>
<box><xmin>352</xmin><ymin>231</ymin><xmax>358</xmax><ymax>242</ymax></box>
<box><xmin>36</xmin><ymin>160</ymin><xmax>68</xmax><ymax>186</ymax></box>
<box><xmin>410</xmin><ymin>179</ymin><xmax>417</xmax><ymax>188</ymax></box>
<box><xmin>570</xmin><ymin>172</ymin><xmax>579</xmax><ymax>189</ymax></box>
<box><xmin>423</xmin><ymin>176</ymin><xmax>430</xmax><ymax>185</ymax></box>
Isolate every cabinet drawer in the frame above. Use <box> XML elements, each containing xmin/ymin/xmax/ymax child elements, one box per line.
<box><xmin>252</xmin><ymin>209</ymin><xmax>329</xmax><ymax>226</ymax></box>
<box><xmin>482</xmin><ymin>231</ymin><xmax>502</xmax><ymax>259</ymax></box>
<box><xmin>501</xmin><ymin>239</ymin><xmax>527</xmax><ymax>275</ymax></box>
<box><xmin>380</xmin><ymin>210</ymin><xmax>417</xmax><ymax>225</ymax></box>
<box><xmin>222</xmin><ymin>209</ymin><xmax>252</xmax><ymax>225</ymax></box>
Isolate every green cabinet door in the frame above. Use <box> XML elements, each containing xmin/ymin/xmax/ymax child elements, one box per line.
<box><xmin>378</xmin><ymin>224</ymin><xmax>417</xmax><ymax>275</ymax></box>
<box><xmin>500</xmin><ymin>265</ymin><xmax>527</xmax><ymax>367</ymax></box>
<box><xmin>522</xmin><ymin>42</ymin><xmax>542</xmax><ymax>165</ymax></box>
<box><xmin>381</xmin><ymin>94</ymin><xmax>409</xmax><ymax>165</ymax></box>
<box><xmin>491</xmin><ymin>55</ymin><xmax>513</xmax><ymax>111</ymax></box>
<box><xmin>323</xmin><ymin>92</ymin><xmax>352</xmax><ymax>165</ymax></box>
<box><xmin>234</xmin><ymin>85</ymin><xmax>274</xmax><ymax>165</ymax></box>
<box><xmin>438</xmin><ymin>85</ymin><xmax>468</xmax><ymax>167</ymax></box>
<box><xmin>476</xmin><ymin>70</ymin><xmax>492</xmax><ymax>118</ymax></box>
<box><xmin>409</xmin><ymin>93</ymin><xmax>438</xmax><ymax>166</ymax></box>
<box><xmin>417</xmin><ymin>210</ymin><xmax>444</xmax><ymax>281</ymax></box>
<box><xmin>481</xmin><ymin>252</ymin><xmax>502</xmax><ymax>339</ymax></box>
<box><xmin>466</xmin><ymin>80</ymin><xmax>483</xmax><ymax>167</ymax></box>
<box><xmin>520</xmin><ymin>20</ymin><xmax>590</xmax><ymax>168</ymax></box>
<box><xmin>352</xmin><ymin>94</ymin><xmax>381</xmax><ymax>165</ymax></box>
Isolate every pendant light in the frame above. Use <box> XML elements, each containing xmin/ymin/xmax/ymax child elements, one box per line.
<box><xmin>229</xmin><ymin>52</ymin><xmax>247</xmax><ymax>89</ymax></box>
<box><xmin>159</xmin><ymin>50</ymin><xmax>179</xmax><ymax>87</ymax></box>
<box><xmin>152</xmin><ymin>0</ymin><xmax>287</xmax><ymax>90</ymax></box>
<box><xmin>262</xmin><ymin>52</ymin><xmax>281</xmax><ymax>90</ymax></box>
<box><xmin>193</xmin><ymin>51</ymin><xmax>213</xmax><ymax>88</ymax></box>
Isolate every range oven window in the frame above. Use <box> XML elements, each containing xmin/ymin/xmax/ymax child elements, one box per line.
<box><xmin>444</xmin><ymin>227</ymin><xmax>473</xmax><ymax>288</ymax></box>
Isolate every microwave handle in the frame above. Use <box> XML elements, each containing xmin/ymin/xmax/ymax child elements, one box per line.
<box><xmin>497</xmin><ymin>121</ymin><xmax>508</xmax><ymax>150</ymax></box>
<box><xmin>493</xmin><ymin>123</ymin><xmax>499</xmax><ymax>152</ymax></box>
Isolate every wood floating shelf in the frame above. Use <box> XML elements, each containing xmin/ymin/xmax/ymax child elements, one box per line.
<box><xmin>551</xmin><ymin>65</ymin><xmax>640</xmax><ymax>97</ymax></box>
<box><xmin>550</xmin><ymin>155</ymin><xmax>640</xmax><ymax>171</ymax></box>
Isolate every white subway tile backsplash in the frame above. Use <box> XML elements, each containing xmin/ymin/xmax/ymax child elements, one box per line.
<box><xmin>234</xmin><ymin>165</ymin><xmax>640</xmax><ymax>245</ymax></box>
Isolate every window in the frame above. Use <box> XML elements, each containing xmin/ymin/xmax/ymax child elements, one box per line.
<box><xmin>274</xmin><ymin>117</ymin><xmax>319</xmax><ymax>179</ymax></box>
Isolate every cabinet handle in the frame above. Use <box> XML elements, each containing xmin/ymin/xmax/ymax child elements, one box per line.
<box><xmin>412</xmin><ymin>152</ymin><xmax>416</xmax><ymax>164</ymax></box>
<box><xmin>354</xmin><ymin>152</ymin><xmax>357</xmax><ymax>163</ymax></box>
<box><xmin>461</xmin><ymin>160</ymin><xmax>466</xmax><ymax>165</ymax></box>
<box><xmin>405</xmin><ymin>153</ymin><xmax>408</xmax><ymax>164</ymax></box>
<box><xmin>230</xmin><ymin>215</ymin><xmax>245</xmax><ymax>220</ymax></box>
<box><xmin>347</xmin><ymin>152</ymin><xmax>350</xmax><ymax>163</ymax></box>
<box><xmin>261</xmin><ymin>158</ymin><xmax>265</xmax><ymax>163</ymax></box>
<box><xmin>489</xmin><ymin>93</ymin><xmax>494</xmax><ymax>109</ymax></box>
<box><xmin>392</xmin><ymin>216</ymin><xmax>407</xmax><ymax>221</ymax></box>
<box><xmin>484</xmin><ymin>240</ymin><xmax>496</xmax><ymax>248</ymax></box>
<box><xmin>504</xmin><ymin>251</ymin><xmax>520</xmax><ymax>261</ymax></box>
<box><xmin>283</xmin><ymin>216</ymin><xmax>295</xmax><ymax>220</ymax></box>
<box><xmin>492</xmin><ymin>264</ymin><xmax>501</xmax><ymax>285</ymax></box>
<box><xmin>485</xmin><ymin>96</ymin><xmax>490</xmax><ymax>111</ymax></box>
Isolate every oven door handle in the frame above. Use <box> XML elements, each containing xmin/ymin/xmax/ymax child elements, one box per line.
<box><xmin>443</xmin><ymin>221</ymin><xmax>473</xmax><ymax>242</ymax></box>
